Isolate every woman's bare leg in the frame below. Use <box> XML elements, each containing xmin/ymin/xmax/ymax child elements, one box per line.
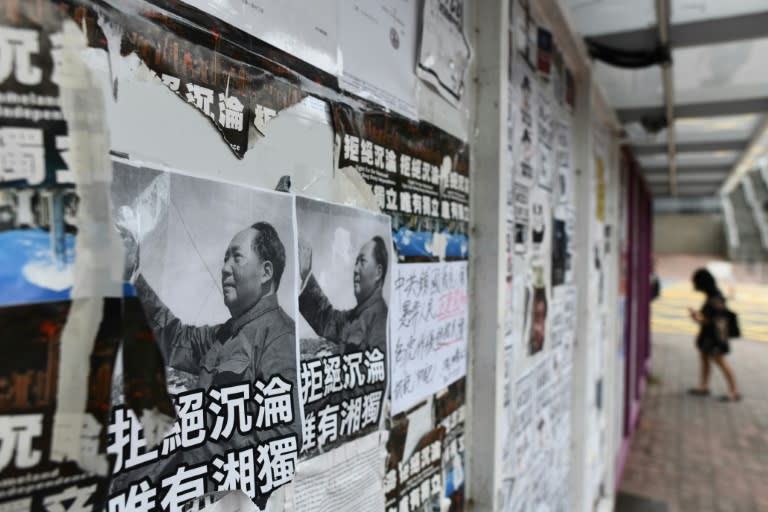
<box><xmin>712</xmin><ymin>355</ymin><xmax>739</xmax><ymax>398</ymax></box>
<box><xmin>697</xmin><ymin>351</ymin><xmax>711</xmax><ymax>391</ymax></box>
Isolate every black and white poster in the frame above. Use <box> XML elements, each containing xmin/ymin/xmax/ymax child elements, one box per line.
<box><xmin>295</xmin><ymin>196</ymin><xmax>392</xmax><ymax>458</ymax></box>
<box><xmin>109</xmin><ymin>159</ymin><xmax>301</xmax><ymax>510</ymax></box>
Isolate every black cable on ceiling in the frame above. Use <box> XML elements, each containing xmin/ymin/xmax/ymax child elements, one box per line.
<box><xmin>585</xmin><ymin>38</ymin><xmax>671</xmax><ymax>69</ymax></box>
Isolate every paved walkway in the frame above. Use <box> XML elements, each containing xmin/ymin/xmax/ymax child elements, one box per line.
<box><xmin>618</xmin><ymin>332</ymin><xmax>768</xmax><ymax>512</ymax></box>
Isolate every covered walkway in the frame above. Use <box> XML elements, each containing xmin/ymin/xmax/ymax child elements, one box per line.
<box><xmin>618</xmin><ymin>253</ymin><xmax>768</xmax><ymax>512</ymax></box>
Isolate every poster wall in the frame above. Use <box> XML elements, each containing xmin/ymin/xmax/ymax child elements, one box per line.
<box><xmin>502</xmin><ymin>23</ymin><xmax>576</xmax><ymax>508</ymax></box>
<box><xmin>1</xmin><ymin>0</ymin><xmax>475</xmax><ymax>510</ymax></box>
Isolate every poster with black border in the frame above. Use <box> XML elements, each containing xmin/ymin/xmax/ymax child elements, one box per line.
<box><xmin>295</xmin><ymin>195</ymin><xmax>392</xmax><ymax>459</ymax></box>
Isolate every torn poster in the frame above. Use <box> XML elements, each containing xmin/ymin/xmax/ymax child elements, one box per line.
<box><xmin>295</xmin><ymin>196</ymin><xmax>392</xmax><ymax>458</ymax></box>
<box><xmin>179</xmin><ymin>0</ymin><xmax>339</xmax><ymax>76</ymax></box>
<box><xmin>0</xmin><ymin>299</ymin><xmax>120</xmax><ymax>510</ymax></box>
<box><xmin>66</xmin><ymin>0</ymin><xmax>307</xmax><ymax>158</ymax></box>
<box><xmin>332</xmin><ymin>103</ymin><xmax>470</xmax><ymax>262</ymax></box>
<box><xmin>386</xmin><ymin>381</ymin><xmax>465</xmax><ymax>512</ymax></box>
<box><xmin>0</xmin><ymin>8</ymin><xmax>74</xmax><ymax>306</ymax></box>
<box><xmin>292</xmin><ymin>431</ymin><xmax>387</xmax><ymax>511</ymax></box>
<box><xmin>338</xmin><ymin>0</ymin><xmax>419</xmax><ymax>119</ymax></box>
<box><xmin>416</xmin><ymin>0</ymin><xmax>472</xmax><ymax>106</ymax></box>
<box><xmin>385</xmin><ymin>426</ymin><xmax>445</xmax><ymax>512</ymax></box>
<box><xmin>109</xmin><ymin>159</ymin><xmax>301</xmax><ymax>510</ymax></box>
<box><xmin>390</xmin><ymin>262</ymin><xmax>468</xmax><ymax>414</ymax></box>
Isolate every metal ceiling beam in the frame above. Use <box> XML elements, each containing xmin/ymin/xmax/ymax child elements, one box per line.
<box><xmin>588</xmin><ymin>11</ymin><xmax>768</xmax><ymax>51</ymax></box>
<box><xmin>721</xmin><ymin>116</ymin><xmax>768</xmax><ymax>193</ymax></box>
<box><xmin>632</xmin><ymin>140</ymin><xmax>747</xmax><ymax>155</ymax></box>
<box><xmin>655</xmin><ymin>0</ymin><xmax>676</xmax><ymax>195</ymax></box>
<box><xmin>618</xmin><ymin>97</ymin><xmax>768</xmax><ymax>122</ymax></box>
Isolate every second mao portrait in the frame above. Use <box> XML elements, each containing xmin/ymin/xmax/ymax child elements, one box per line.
<box><xmin>295</xmin><ymin>195</ymin><xmax>392</xmax><ymax>458</ymax></box>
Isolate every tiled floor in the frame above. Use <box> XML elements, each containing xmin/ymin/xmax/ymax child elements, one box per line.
<box><xmin>617</xmin><ymin>332</ymin><xmax>768</xmax><ymax>512</ymax></box>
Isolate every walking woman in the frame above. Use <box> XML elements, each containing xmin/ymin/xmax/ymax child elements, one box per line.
<box><xmin>687</xmin><ymin>268</ymin><xmax>741</xmax><ymax>401</ymax></box>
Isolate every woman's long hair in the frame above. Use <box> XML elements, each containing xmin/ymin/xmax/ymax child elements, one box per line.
<box><xmin>692</xmin><ymin>268</ymin><xmax>722</xmax><ymax>298</ymax></box>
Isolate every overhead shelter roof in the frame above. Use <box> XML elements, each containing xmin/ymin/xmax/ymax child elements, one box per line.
<box><xmin>564</xmin><ymin>0</ymin><xmax>768</xmax><ymax>202</ymax></box>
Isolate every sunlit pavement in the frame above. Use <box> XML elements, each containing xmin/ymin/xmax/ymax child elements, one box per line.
<box><xmin>652</xmin><ymin>280</ymin><xmax>768</xmax><ymax>344</ymax></box>
<box><xmin>617</xmin><ymin>331</ymin><xmax>768</xmax><ymax>512</ymax></box>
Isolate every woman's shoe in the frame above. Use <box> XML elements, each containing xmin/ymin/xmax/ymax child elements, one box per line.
<box><xmin>687</xmin><ymin>388</ymin><xmax>710</xmax><ymax>396</ymax></box>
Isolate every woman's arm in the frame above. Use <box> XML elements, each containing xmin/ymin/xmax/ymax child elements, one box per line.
<box><xmin>688</xmin><ymin>307</ymin><xmax>705</xmax><ymax>325</ymax></box>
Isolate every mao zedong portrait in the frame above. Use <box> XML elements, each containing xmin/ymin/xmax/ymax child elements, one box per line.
<box><xmin>298</xmin><ymin>236</ymin><xmax>388</xmax><ymax>356</ymax></box>
<box><xmin>122</xmin><ymin>221</ymin><xmax>300</xmax><ymax>448</ymax></box>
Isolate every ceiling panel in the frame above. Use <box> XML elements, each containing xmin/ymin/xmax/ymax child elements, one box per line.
<box><xmin>644</xmin><ymin>171</ymin><xmax>728</xmax><ymax>183</ymax></box>
<box><xmin>594</xmin><ymin>62</ymin><xmax>663</xmax><ymax>109</ymax></box>
<box><xmin>625</xmin><ymin>114</ymin><xmax>761</xmax><ymax>146</ymax></box>
<box><xmin>564</xmin><ymin>0</ymin><xmax>656</xmax><ymax>36</ymax></box>
<box><xmin>674</xmin><ymin>37</ymin><xmax>768</xmax><ymax>104</ymax></box>
<box><xmin>674</xmin><ymin>114</ymin><xmax>761</xmax><ymax>142</ymax></box>
<box><xmin>637</xmin><ymin>150</ymin><xmax>739</xmax><ymax>168</ymax></box>
<box><xmin>672</xmin><ymin>0</ymin><xmax>768</xmax><ymax>25</ymax></box>
<box><xmin>675</xmin><ymin>183</ymin><xmax>721</xmax><ymax>196</ymax></box>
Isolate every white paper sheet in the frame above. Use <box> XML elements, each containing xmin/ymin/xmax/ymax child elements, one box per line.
<box><xmin>291</xmin><ymin>431</ymin><xmax>387</xmax><ymax>512</ymax></box>
<box><xmin>49</xmin><ymin>18</ymin><xmax>121</xmax><ymax>475</ymax></box>
<box><xmin>338</xmin><ymin>0</ymin><xmax>419</xmax><ymax>118</ymax></box>
<box><xmin>181</xmin><ymin>0</ymin><xmax>339</xmax><ymax>75</ymax></box>
<box><xmin>389</xmin><ymin>261</ymin><xmax>468</xmax><ymax>414</ymax></box>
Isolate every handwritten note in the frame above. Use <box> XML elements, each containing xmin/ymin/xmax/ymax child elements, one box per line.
<box><xmin>390</xmin><ymin>262</ymin><xmax>468</xmax><ymax>414</ymax></box>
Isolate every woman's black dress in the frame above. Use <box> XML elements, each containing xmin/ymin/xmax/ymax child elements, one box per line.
<box><xmin>696</xmin><ymin>293</ymin><xmax>730</xmax><ymax>356</ymax></box>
